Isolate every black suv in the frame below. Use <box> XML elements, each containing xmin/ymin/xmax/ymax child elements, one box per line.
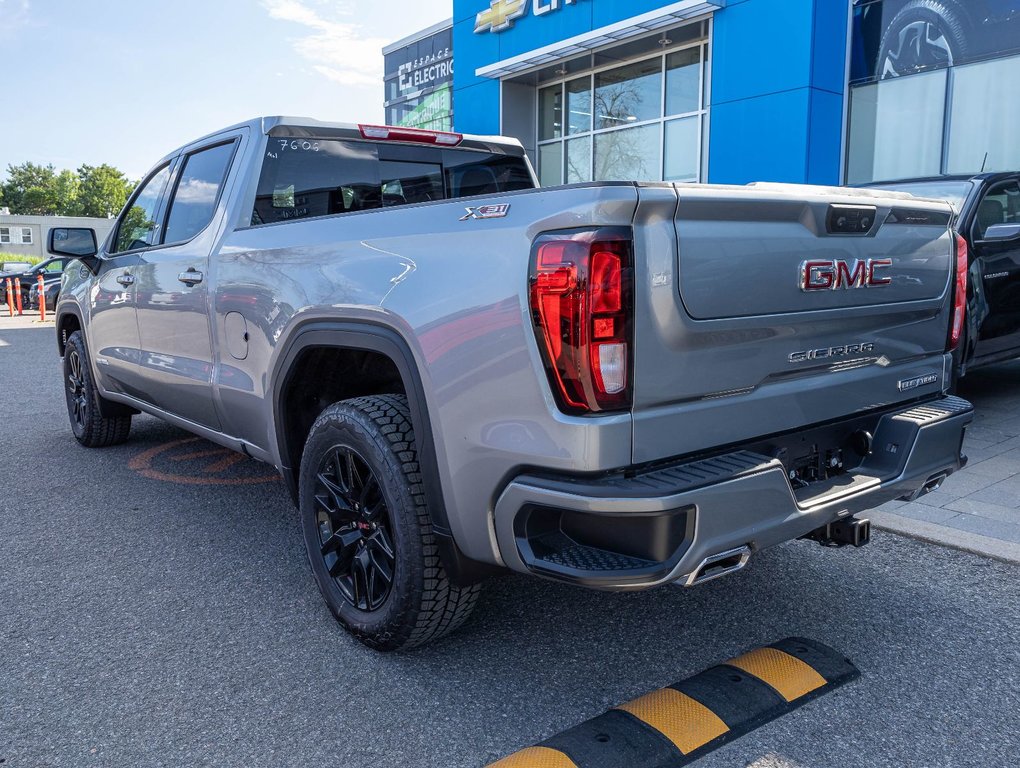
<box><xmin>2</xmin><ymin>257</ymin><xmax>71</xmax><ymax>306</ymax></box>
<box><xmin>868</xmin><ymin>172</ymin><xmax>1020</xmax><ymax>377</ymax></box>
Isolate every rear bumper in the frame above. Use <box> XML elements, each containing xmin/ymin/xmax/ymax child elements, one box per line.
<box><xmin>492</xmin><ymin>395</ymin><xmax>974</xmax><ymax>590</ymax></box>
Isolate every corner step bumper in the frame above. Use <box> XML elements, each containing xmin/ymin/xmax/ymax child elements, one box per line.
<box><xmin>492</xmin><ymin>396</ymin><xmax>974</xmax><ymax>589</ymax></box>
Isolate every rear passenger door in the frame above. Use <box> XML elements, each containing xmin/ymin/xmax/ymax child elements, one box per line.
<box><xmin>132</xmin><ymin>135</ymin><xmax>240</xmax><ymax>429</ymax></box>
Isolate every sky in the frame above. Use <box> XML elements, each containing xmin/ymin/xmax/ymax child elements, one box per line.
<box><xmin>0</xmin><ymin>0</ymin><xmax>450</xmax><ymax>180</ymax></box>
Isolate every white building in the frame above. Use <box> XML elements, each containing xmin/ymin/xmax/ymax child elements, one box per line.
<box><xmin>0</xmin><ymin>214</ymin><xmax>116</xmax><ymax>259</ymax></box>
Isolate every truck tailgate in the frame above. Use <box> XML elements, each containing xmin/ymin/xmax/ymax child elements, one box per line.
<box><xmin>631</xmin><ymin>183</ymin><xmax>957</xmax><ymax>465</ymax></box>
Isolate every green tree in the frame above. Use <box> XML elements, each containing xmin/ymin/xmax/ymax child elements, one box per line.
<box><xmin>1</xmin><ymin>162</ymin><xmax>58</xmax><ymax>214</ymax></box>
<box><xmin>77</xmin><ymin>164</ymin><xmax>134</xmax><ymax>218</ymax></box>
<box><xmin>1</xmin><ymin>160</ymin><xmax>134</xmax><ymax>218</ymax></box>
<box><xmin>54</xmin><ymin>169</ymin><xmax>82</xmax><ymax>216</ymax></box>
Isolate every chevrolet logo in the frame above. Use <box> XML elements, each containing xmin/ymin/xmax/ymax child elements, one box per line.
<box><xmin>475</xmin><ymin>0</ymin><xmax>527</xmax><ymax>34</ymax></box>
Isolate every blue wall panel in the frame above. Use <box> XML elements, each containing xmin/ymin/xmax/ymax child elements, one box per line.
<box><xmin>452</xmin><ymin>0</ymin><xmax>851</xmax><ymax>185</ymax></box>
<box><xmin>710</xmin><ymin>0</ymin><xmax>848</xmax><ymax>184</ymax></box>
<box><xmin>708</xmin><ymin>88</ymin><xmax>811</xmax><ymax>184</ymax></box>
<box><xmin>806</xmin><ymin>87</ymin><xmax>845</xmax><ymax>183</ymax></box>
<box><xmin>453</xmin><ymin>80</ymin><xmax>502</xmax><ymax>135</ymax></box>
<box><xmin>811</xmin><ymin>0</ymin><xmax>850</xmax><ymax>95</ymax></box>
<box><xmin>453</xmin><ymin>14</ymin><xmax>501</xmax><ymax>90</ymax></box>
<box><xmin>710</xmin><ymin>0</ymin><xmax>816</xmax><ymax>106</ymax></box>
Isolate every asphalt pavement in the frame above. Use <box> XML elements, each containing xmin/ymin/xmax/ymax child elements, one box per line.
<box><xmin>2</xmin><ymin>317</ymin><xmax>1019</xmax><ymax>768</ymax></box>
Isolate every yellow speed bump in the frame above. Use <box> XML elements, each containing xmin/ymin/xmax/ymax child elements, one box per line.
<box><xmin>726</xmin><ymin>646</ymin><xmax>828</xmax><ymax>702</ymax></box>
<box><xmin>487</xmin><ymin>746</ymin><xmax>578</xmax><ymax>768</ymax></box>
<box><xmin>616</xmin><ymin>687</ymin><xmax>728</xmax><ymax>754</ymax></box>
<box><xmin>486</xmin><ymin>637</ymin><xmax>858</xmax><ymax>768</ymax></box>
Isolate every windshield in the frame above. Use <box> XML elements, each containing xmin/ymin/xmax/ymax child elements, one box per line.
<box><xmin>866</xmin><ymin>180</ymin><xmax>974</xmax><ymax>212</ymax></box>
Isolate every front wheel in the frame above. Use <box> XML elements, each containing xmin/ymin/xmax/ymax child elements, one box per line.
<box><xmin>298</xmin><ymin>395</ymin><xmax>480</xmax><ymax>651</ymax></box>
<box><xmin>63</xmin><ymin>331</ymin><xmax>132</xmax><ymax>447</ymax></box>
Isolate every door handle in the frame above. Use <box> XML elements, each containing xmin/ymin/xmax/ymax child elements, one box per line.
<box><xmin>178</xmin><ymin>270</ymin><xmax>204</xmax><ymax>286</ymax></box>
<box><xmin>116</xmin><ymin>274</ymin><xmax>135</xmax><ymax>286</ymax></box>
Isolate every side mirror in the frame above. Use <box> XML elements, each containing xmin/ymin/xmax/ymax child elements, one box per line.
<box><xmin>981</xmin><ymin>223</ymin><xmax>1020</xmax><ymax>243</ymax></box>
<box><xmin>48</xmin><ymin>227</ymin><xmax>100</xmax><ymax>272</ymax></box>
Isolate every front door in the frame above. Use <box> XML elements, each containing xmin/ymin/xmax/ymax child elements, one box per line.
<box><xmin>133</xmin><ymin>139</ymin><xmax>237</xmax><ymax>429</ymax></box>
<box><xmin>970</xmin><ymin>179</ymin><xmax>1020</xmax><ymax>362</ymax></box>
<box><xmin>88</xmin><ymin>162</ymin><xmax>173</xmax><ymax>399</ymax></box>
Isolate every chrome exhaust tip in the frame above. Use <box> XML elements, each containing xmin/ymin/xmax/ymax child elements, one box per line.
<box><xmin>684</xmin><ymin>545</ymin><xmax>752</xmax><ymax>587</ymax></box>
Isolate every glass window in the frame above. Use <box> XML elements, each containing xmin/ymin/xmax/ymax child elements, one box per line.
<box><xmin>538</xmin><ymin>142</ymin><xmax>563</xmax><ymax>186</ymax></box>
<box><xmin>113</xmin><ymin>164</ymin><xmax>172</xmax><ymax>254</ymax></box>
<box><xmin>566</xmin><ymin>77</ymin><xmax>592</xmax><ymax>135</ymax></box>
<box><xmin>162</xmin><ymin>141</ymin><xmax>235</xmax><ymax>244</ymax></box>
<box><xmin>43</xmin><ymin>259</ymin><xmax>64</xmax><ymax>273</ymax></box>
<box><xmin>666</xmin><ymin>48</ymin><xmax>701</xmax><ymax>116</ymax></box>
<box><xmin>973</xmin><ymin>180</ymin><xmax>1020</xmax><ymax>240</ymax></box>
<box><xmin>444</xmin><ymin>154</ymin><xmax>533</xmax><ymax>198</ymax></box>
<box><xmin>846</xmin><ymin>69</ymin><xmax>947</xmax><ymax>184</ymax></box>
<box><xmin>595</xmin><ymin>59</ymin><xmax>662</xmax><ymax>130</ymax></box>
<box><xmin>539</xmin><ymin>85</ymin><xmax>563</xmax><ymax>141</ymax></box>
<box><xmin>0</xmin><ymin>227</ymin><xmax>9</xmax><ymax>244</ymax></box>
<box><xmin>380</xmin><ymin>161</ymin><xmax>444</xmax><ymax>205</ymax></box>
<box><xmin>20</xmin><ymin>227</ymin><xmax>32</xmax><ymax>244</ymax></box>
<box><xmin>664</xmin><ymin>117</ymin><xmax>700</xmax><ymax>181</ymax></box>
<box><xmin>946</xmin><ymin>55</ymin><xmax>1020</xmax><ymax>174</ymax></box>
<box><xmin>595</xmin><ymin>123</ymin><xmax>661</xmax><ymax>181</ymax></box>
<box><xmin>535</xmin><ymin>39</ymin><xmax>708</xmax><ymax>187</ymax></box>
<box><xmin>253</xmin><ymin>140</ymin><xmax>381</xmax><ymax>225</ymax></box>
<box><xmin>565</xmin><ymin>136</ymin><xmax>591</xmax><ymax>184</ymax></box>
<box><xmin>252</xmin><ymin>138</ymin><xmax>532</xmax><ymax>225</ymax></box>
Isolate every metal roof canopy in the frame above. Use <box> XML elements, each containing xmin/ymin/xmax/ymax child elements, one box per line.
<box><xmin>475</xmin><ymin>0</ymin><xmax>725</xmax><ymax>79</ymax></box>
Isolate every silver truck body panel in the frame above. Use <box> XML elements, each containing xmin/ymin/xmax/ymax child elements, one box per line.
<box><xmin>56</xmin><ymin>117</ymin><xmax>972</xmax><ymax>587</ymax></box>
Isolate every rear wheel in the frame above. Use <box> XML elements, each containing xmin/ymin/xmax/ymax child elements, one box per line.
<box><xmin>298</xmin><ymin>395</ymin><xmax>480</xmax><ymax>651</ymax></box>
<box><xmin>63</xmin><ymin>331</ymin><xmax>132</xmax><ymax>447</ymax></box>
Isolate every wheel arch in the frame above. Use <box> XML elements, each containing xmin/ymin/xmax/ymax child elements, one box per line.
<box><xmin>269</xmin><ymin>319</ymin><xmax>498</xmax><ymax>586</ymax></box>
<box><xmin>55</xmin><ymin>303</ymin><xmax>85</xmax><ymax>357</ymax></box>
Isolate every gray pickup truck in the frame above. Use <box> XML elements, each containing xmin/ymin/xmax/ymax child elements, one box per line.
<box><xmin>51</xmin><ymin>117</ymin><xmax>973</xmax><ymax>650</ymax></box>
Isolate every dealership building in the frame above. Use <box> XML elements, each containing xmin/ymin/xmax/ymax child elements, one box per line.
<box><xmin>385</xmin><ymin>0</ymin><xmax>1020</xmax><ymax>186</ymax></box>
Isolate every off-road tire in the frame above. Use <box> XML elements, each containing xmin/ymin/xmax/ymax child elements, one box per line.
<box><xmin>877</xmin><ymin>0</ymin><xmax>970</xmax><ymax>78</ymax></box>
<box><xmin>63</xmin><ymin>330</ymin><xmax>132</xmax><ymax>447</ymax></box>
<box><xmin>298</xmin><ymin>394</ymin><xmax>480</xmax><ymax>651</ymax></box>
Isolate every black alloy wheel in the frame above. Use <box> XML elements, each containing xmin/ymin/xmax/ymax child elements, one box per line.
<box><xmin>65</xmin><ymin>346</ymin><xmax>88</xmax><ymax>432</ymax></box>
<box><xmin>62</xmin><ymin>330</ymin><xmax>132</xmax><ymax>447</ymax></box>
<box><xmin>298</xmin><ymin>395</ymin><xmax>481</xmax><ymax>651</ymax></box>
<box><xmin>314</xmin><ymin>445</ymin><xmax>396</xmax><ymax>611</ymax></box>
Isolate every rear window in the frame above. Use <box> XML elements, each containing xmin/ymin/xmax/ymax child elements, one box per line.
<box><xmin>251</xmin><ymin>138</ymin><xmax>533</xmax><ymax>226</ymax></box>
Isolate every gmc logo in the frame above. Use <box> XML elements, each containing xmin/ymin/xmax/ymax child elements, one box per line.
<box><xmin>800</xmin><ymin>259</ymin><xmax>893</xmax><ymax>291</ymax></box>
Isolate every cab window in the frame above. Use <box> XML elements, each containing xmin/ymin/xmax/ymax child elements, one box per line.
<box><xmin>162</xmin><ymin>141</ymin><xmax>236</xmax><ymax>244</ymax></box>
<box><xmin>113</xmin><ymin>164</ymin><xmax>172</xmax><ymax>253</ymax></box>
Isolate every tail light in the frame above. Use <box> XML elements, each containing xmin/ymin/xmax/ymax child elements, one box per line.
<box><xmin>529</xmin><ymin>228</ymin><xmax>633</xmax><ymax>413</ymax></box>
<box><xmin>358</xmin><ymin>124</ymin><xmax>463</xmax><ymax>146</ymax></box>
<box><xmin>948</xmin><ymin>232</ymin><xmax>968</xmax><ymax>351</ymax></box>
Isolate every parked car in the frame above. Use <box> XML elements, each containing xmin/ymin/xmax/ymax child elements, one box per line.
<box><xmin>2</xmin><ymin>257</ymin><xmax>73</xmax><ymax>306</ymax></box>
<box><xmin>866</xmin><ymin>172</ymin><xmax>1020</xmax><ymax>377</ymax></box>
<box><xmin>29</xmin><ymin>278</ymin><xmax>60</xmax><ymax>312</ymax></box>
<box><xmin>51</xmin><ymin>117</ymin><xmax>972</xmax><ymax>651</ymax></box>
<box><xmin>1</xmin><ymin>260</ymin><xmax>32</xmax><ymax>275</ymax></box>
<box><xmin>0</xmin><ymin>261</ymin><xmax>33</xmax><ymax>303</ymax></box>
